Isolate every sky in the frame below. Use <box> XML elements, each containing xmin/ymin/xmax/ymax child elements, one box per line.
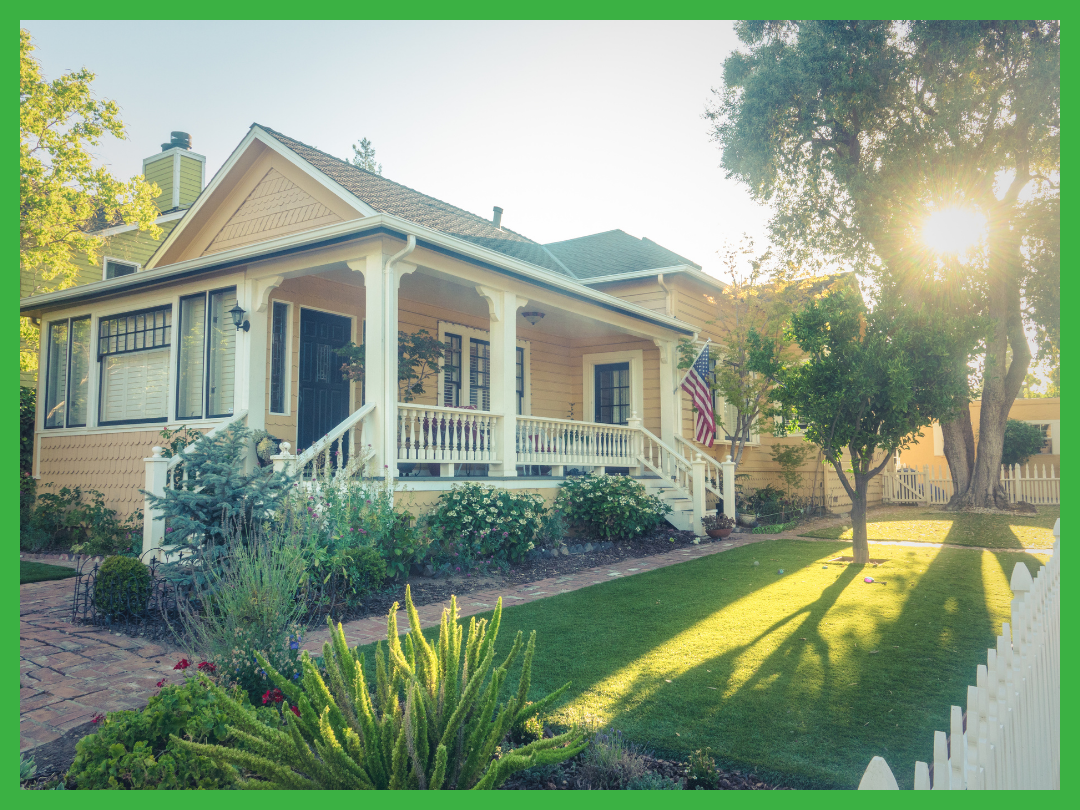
<box><xmin>21</xmin><ymin>19</ymin><xmax>773</xmax><ymax>281</ymax></box>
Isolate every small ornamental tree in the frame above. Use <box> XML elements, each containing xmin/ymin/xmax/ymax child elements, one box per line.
<box><xmin>336</xmin><ymin>329</ymin><xmax>445</xmax><ymax>403</ymax></box>
<box><xmin>1001</xmin><ymin>419</ymin><xmax>1047</xmax><ymax>468</ymax></box>
<box><xmin>749</xmin><ymin>288</ymin><xmax>972</xmax><ymax>563</ymax></box>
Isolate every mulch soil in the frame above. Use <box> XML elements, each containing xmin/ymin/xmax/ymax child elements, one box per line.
<box><xmin>332</xmin><ymin>526</ymin><xmax>709</xmax><ymax>623</ymax></box>
<box><xmin>21</xmin><ymin>720</ymin><xmax>97</xmax><ymax>788</ymax></box>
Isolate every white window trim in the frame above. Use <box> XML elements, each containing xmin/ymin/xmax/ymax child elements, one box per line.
<box><xmin>268</xmin><ymin>299</ymin><xmax>294</xmax><ymax>415</ymax></box>
<box><xmin>102</xmin><ymin>256</ymin><xmax>141</xmax><ymax>280</ymax></box>
<box><xmin>582</xmin><ymin>349</ymin><xmax>643</xmax><ymax>425</ymax></box>
<box><xmin>1023</xmin><ymin>419</ymin><xmax>1060</xmax><ymax>456</ymax></box>
<box><xmin>436</xmin><ymin>320</ymin><xmax>530</xmax><ymax>414</ymax></box>
<box><xmin>714</xmin><ymin>392</ymin><xmax>761</xmax><ymax>446</ymax></box>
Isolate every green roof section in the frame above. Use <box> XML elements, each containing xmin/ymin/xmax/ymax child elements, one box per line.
<box><xmin>544</xmin><ymin>229</ymin><xmax>701</xmax><ymax>280</ymax></box>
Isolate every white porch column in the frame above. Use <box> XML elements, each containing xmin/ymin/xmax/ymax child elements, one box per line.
<box><xmin>349</xmin><ymin>254</ymin><xmax>388</xmax><ymax>476</ymax></box>
<box><xmin>478</xmin><ymin>287</ymin><xmax>526</xmax><ymax>476</ymax></box>
<box><xmin>654</xmin><ymin>338</ymin><xmax>677</xmax><ymax>446</ymax></box>
<box><xmin>721</xmin><ymin>453</ymin><xmax>736</xmax><ymax>520</ymax></box>
<box><xmin>142</xmin><ymin>447</ymin><xmax>168</xmax><ymax>558</ymax></box>
<box><xmin>692</xmin><ymin>453</ymin><xmax>707</xmax><ymax>536</ymax></box>
<box><xmin>243</xmin><ymin>275</ymin><xmax>282</xmax><ymax>438</ymax></box>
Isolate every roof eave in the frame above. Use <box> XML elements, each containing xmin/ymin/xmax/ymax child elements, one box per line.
<box><xmin>579</xmin><ymin>265</ymin><xmax>725</xmax><ymax>291</ymax></box>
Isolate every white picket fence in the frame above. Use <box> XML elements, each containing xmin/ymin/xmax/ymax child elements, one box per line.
<box><xmin>883</xmin><ymin>463</ymin><xmax>1059</xmax><ymax>506</ymax></box>
<box><xmin>859</xmin><ymin>520</ymin><xmax>1060</xmax><ymax>790</ymax></box>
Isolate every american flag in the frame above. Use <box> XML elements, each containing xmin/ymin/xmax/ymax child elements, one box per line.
<box><xmin>681</xmin><ymin>342</ymin><xmax>715</xmax><ymax>447</ymax></box>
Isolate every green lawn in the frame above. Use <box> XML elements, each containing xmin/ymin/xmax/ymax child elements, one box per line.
<box><xmin>20</xmin><ymin>560</ymin><xmax>80</xmax><ymax>584</ymax></box>
<box><xmin>360</xmin><ymin>539</ymin><xmax>1047</xmax><ymax>789</ymax></box>
<box><xmin>798</xmin><ymin>506</ymin><xmax>1059</xmax><ymax>549</ymax></box>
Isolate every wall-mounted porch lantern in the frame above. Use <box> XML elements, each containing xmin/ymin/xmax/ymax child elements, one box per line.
<box><xmin>229</xmin><ymin>302</ymin><xmax>250</xmax><ymax>332</ymax></box>
<box><xmin>521</xmin><ymin>311</ymin><xmax>545</xmax><ymax>326</ymax></box>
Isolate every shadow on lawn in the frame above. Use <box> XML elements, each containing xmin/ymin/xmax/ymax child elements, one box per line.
<box><xmin>525</xmin><ymin>540</ymin><xmax>1047</xmax><ymax>789</ymax></box>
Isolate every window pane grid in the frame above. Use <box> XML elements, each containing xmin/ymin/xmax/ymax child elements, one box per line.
<box><xmin>98</xmin><ymin>307</ymin><xmax>171</xmax><ymax>357</ymax></box>
<box><xmin>270</xmin><ymin>302</ymin><xmax>288</xmax><ymax>414</ymax></box>
<box><xmin>443</xmin><ymin>333</ymin><xmax>462</xmax><ymax>407</ymax></box>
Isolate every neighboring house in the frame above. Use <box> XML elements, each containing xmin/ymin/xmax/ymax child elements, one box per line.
<box><xmin>19</xmin><ymin>133</ymin><xmax>206</xmax><ymax>386</ymax></box>
<box><xmin>20</xmin><ymin>123</ymin><xmax>879</xmax><ymax>553</ymax></box>
<box><xmin>899</xmin><ymin>398</ymin><xmax>1061</xmax><ymax>473</ymax></box>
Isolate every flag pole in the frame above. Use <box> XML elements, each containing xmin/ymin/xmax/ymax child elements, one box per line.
<box><xmin>674</xmin><ymin>339</ymin><xmax>711</xmax><ymax>394</ymax></box>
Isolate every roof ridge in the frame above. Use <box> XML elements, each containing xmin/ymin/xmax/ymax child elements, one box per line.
<box><xmin>254</xmin><ymin>123</ymin><xmax>547</xmax><ymax>249</ymax></box>
<box><xmin>543</xmin><ymin>229</ymin><xmax>627</xmax><ymax>247</ymax></box>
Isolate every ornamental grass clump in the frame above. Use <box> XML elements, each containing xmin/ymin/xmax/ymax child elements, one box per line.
<box><xmin>556</xmin><ymin>473</ymin><xmax>670</xmax><ymax>541</ymax></box>
<box><xmin>172</xmin><ymin>586</ymin><xmax>588</xmax><ymax>789</ymax></box>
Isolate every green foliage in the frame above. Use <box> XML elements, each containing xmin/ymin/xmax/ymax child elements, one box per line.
<box><xmin>157</xmin><ymin>424</ymin><xmax>201</xmax><ymax>458</ymax></box>
<box><xmin>428</xmin><ymin>483</ymin><xmax>547</xmax><ymax>567</ymax></box>
<box><xmin>20</xmin><ymin>386</ymin><xmax>35</xmax><ymax>474</ymax></box>
<box><xmin>749</xmin><ymin>288</ymin><xmax>973</xmax><ymax>559</ymax></box>
<box><xmin>331</xmin><ymin>546</ymin><xmax>387</xmax><ymax>608</ymax></box>
<box><xmin>770</xmin><ymin>443</ymin><xmax>812</xmax><ymax>493</ymax></box>
<box><xmin>94</xmin><ymin>556</ymin><xmax>151</xmax><ymax>622</ymax></box>
<box><xmin>535</xmin><ymin>509</ymin><xmax>568</xmax><ymax>550</ymax></box>
<box><xmin>752</xmin><ymin>521</ymin><xmax>798</xmax><ymax>535</ymax></box>
<box><xmin>336</xmin><ymin>329</ymin><xmax>445</xmax><ymax>403</ymax></box>
<box><xmin>66</xmin><ymin>678</ymin><xmax>258</xmax><ymax>789</ymax></box>
<box><xmin>172</xmin><ymin>587</ymin><xmax>588</xmax><ymax>789</ymax></box>
<box><xmin>143</xmin><ymin>423</ymin><xmax>294</xmax><ymax>549</ymax></box>
<box><xmin>627</xmin><ymin>771</ymin><xmax>683</xmax><ymax>789</ymax></box>
<box><xmin>20</xmin><ymin>485</ymin><xmax>141</xmax><ymax>555</ymax></box>
<box><xmin>349</xmin><ymin>137</ymin><xmax>382</xmax><ymax>174</ymax></box>
<box><xmin>1002</xmin><ymin>419</ymin><xmax>1048</xmax><ymax>468</ymax></box>
<box><xmin>687</xmin><ymin>747</ymin><xmax>720</xmax><ymax>789</ymax></box>
<box><xmin>701</xmin><ymin>513</ymin><xmax>734</xmax><ymax>532</ymax></box>
<box><xmin>20</xmin><ymin>755</ymin><xmax>37</xmax><ymax>782</ymax></box>
<box><xmin>178</xmin><ymin>517</ymin><xmax>306</xmax><ymax>704</ymax></box>
<box><xmin>20</xmin><ymin>29</ymin><xmax>162</xmax><ymax>372</ymax></box>
<box><xmin>556</xmin><ymin>474</ymin><xmax>670</xmax><ymax>542</ymax></box>
<box><xmin>577</xmin><ymin>728</ymin><xmax>649</xmax><ymax>790</ymax></box>
<box><xmin>251</xmin><ymin>429</ymin><xmax>282</xmax><ymax>467</ymax></box>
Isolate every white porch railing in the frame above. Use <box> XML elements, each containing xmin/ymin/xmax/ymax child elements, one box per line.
<box><xmin>883</xmin><ymin>463</ymin><xmax>1060</xmax><ymax>506</ymax></box>
<box><xmin>397</xmin><ymin>404</ymin><xmax>500</xmax><ymax>465</ymax></box>
<box><xmin>859</xmin><ymin>520</ymin><xmax>1059</xmax><ymax>790</ymax></box>
<box><xmin>675</xmin><ymin>435</ymin><xmax>723</xmax><ymax>500</ymax></box>
<box><xmin>514</xmin><ymin>415</ymin><xmax>637</xmax><ymax>468</ymax></box>
<box><xmin>274</xmin><ymin>401</ymin><xmax>377</xmax><ymax>483</ymax></box>
<box><xmin>639</xmin><ymin>427</ymin><xmax>694</xmax><ymax>498</ymax></box>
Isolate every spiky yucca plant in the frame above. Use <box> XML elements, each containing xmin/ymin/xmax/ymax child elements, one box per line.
<box><xmin>172</xmin><ymin>586</ymin><xmax>587</xmax><ymax>789</ymax></box>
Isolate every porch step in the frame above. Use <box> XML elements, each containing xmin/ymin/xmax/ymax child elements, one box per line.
<box><xmin>664</xmin><ymin>508</ymin><xmax>694</xmax><ymax>532</ymax></box>
<box><xmin>637</xmin><ymin>476</ymin><xmax>697</xmax><ymax>533</ymax></box>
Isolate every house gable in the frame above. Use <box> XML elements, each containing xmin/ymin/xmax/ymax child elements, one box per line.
<box><xmin>147</xmin><ymin>129</ymin><xmax>372</xmax><ymax>268</ymax></box>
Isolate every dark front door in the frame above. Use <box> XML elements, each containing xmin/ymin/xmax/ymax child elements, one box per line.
<box><xmin>297</xmin><ymin>308</ymin><xmax>352</xmax><ymax>454</ymax></box>
<box><xmin>594</xmin><ymin>362</ymin><xmax>631</xmax><ymax>425</ymax></box>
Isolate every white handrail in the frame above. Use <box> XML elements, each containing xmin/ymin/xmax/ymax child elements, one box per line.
<box><xmin>166</xmin><ymin>409</ymin><xmax>249</xmax><ymax>470</ymax></box>
<box><xmin>295</xmin><ymin>401</ymin><xmax>377</xmax><ymax>468</ymax></box>
<box><xmin>638</xmin><ymin>425</ymin><xmax>694</xmax><ymax>491</ymax></box>
<box><xmin>674</xmin><ymin>435</ymin><xmax>723</xmax><ymax>497</ymax></box>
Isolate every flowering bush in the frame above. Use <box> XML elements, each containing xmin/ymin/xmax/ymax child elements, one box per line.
<box><xmin>701</xmin><ymin>513</ymin><xmax>734</xmax><ymax>531</ymax></box>
<box><xmin>427</xmin><ymin>483</ymin><xmax>547</xmax><ymax>567</ymax></box>
<box><xmin>555</xmin><ymin>474</ymin><xmax>671</xmax><ymax>541</ymax></box>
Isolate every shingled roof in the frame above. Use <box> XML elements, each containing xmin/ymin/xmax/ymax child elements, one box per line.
<box><xmin>256</xmin><ymin>125</ymin><xmax>575</xmax><ymax>278</ymax></box>
<box><xmin>544</xmin><ymin>229</ymin><xmax>701</xmax><ymax>280</ymax></box>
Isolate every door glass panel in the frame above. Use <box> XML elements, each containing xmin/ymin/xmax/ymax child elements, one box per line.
<box><xmin>594</xmin><ymin>362</ymin><xmax>630</xmax><ymax>425</ymax></box>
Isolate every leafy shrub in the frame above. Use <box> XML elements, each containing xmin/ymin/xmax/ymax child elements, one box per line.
<box><xmin>20</xmin><ymin>754</ymin><xmax>37</xmax><ymax>782</ymax></box>
<box><xmin>627</xmin><ymin>771</ymin><xmax>683</xmax><ymax>789</ymax></box>
<box><xmin>555</xmin><ymin>474</ymin><xmax>670</xmax><ymax>542</ymax></box>
<box><xmin>20</xmin><ymin>386</ymin><xmax>35</xmax><ymax>475</ymax></box>
<box><xmin>577</xmin><ymin>728</ymin><xmax>649</xmax><ymax>789</ymax></box>
<box><xmin>751</xmin><ymin>520</ymin><xmax>798</xmax><ymax>534</ymax></box>
<box><xmin>178</xmin><ymin>515</ymin><xmax>306</xmax><ymax>705</ymax></box>
<box><xmin>66</xmin><ymin>677</ymin><xmax>257</xmax><ymax>789</ymax></box>
<box><xmin>172</xmin><ymin>587</ymin><xmax>588</xmax><ymax>789</ymax></box>
<box><xmin>427</xmin><ymin>483</ymin><xmax>547</xmax><ymax>568</ymax></box>
<box><xmin>701</xmin><ymin>513</ymin><xmax>735</xmax><ymax>531</ymax></box>
<box><xmin>20</xmin><ymin>485</ymin><xmax>141</xmax><ymax>555</ymax></box>
<box><xmin>144</xmin><ymin>423</ymin><xmax>293</xmax><ymax>550</ymax></box>
<box><xmin>686</xmin><ymin>747</ymin><xmax>719</xmax><ymax>789</ymax></box>
<box><xmin>535</xmin><ymin>509</ymin><xmax>567</xmax><ymax>550</ymax></box>
<box><xmin>93</xmin><ymin>556</ymin><xmax>151</xmax><ymax>622</ymax></box>
<box><xmin>1002</xmin><ymin>418</ymin><xmax>1048</xmax><ymax>467</ymax></box>
<box><xmin>330</xmin><ymin>545</ymin><xmax>386</xmax><ymax>608</ymax></box>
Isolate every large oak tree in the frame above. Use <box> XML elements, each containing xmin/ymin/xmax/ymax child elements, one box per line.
<box><xmin>710</xmin><ymin>20</ymin><xmax>1059</xmax><ymax>509</ymax></box>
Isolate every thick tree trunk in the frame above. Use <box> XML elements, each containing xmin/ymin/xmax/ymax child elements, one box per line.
<box><xmin>941</xmin><ymin>403</ymin><xmax>975</xmax><ymax>508</ymax></box>
<box><xmin>849</xmin><ymin>478</ymin><xmax>869</xmax><ymax>565</ymax></box>
<box><xmin>944</xmin><ymin>215</ymin><xmax>1031</xmax><ymax>510</ymax></box>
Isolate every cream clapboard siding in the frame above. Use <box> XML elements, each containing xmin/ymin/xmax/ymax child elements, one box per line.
<box><xmin>203</xmin><ymin>168</ymin><xmax>343</xmax><ymax>256</ymax></box>
<box><xmin>588</xmin><ymin>278</ymin><xmax>670</xmax><ymax>315</ymax></box>
<box><xmin>178</xmin><ymin>154</ymin><xmax>203</xmax><ymax>208</ymax></box>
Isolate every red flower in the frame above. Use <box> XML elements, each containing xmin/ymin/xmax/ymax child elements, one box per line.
<box><xmin>91</xmin><ymin>713</ymin><xmax>105</xmax><ymax>724</ymax></box>
<box><xmin>197</xmin><ymin>661</ymin><xmax>216</xmax><ymax>674</ymax></box>
<box><xmin>156</xmin><ymin>679</ymin><xmax>166</xmax><ymax>688</ymax></box>
<box><xmin>289</xmin><ymin>705</ymin><xmax>300</xmax><ymax>717</ymax></box>
<box><xmin>262</xmin><ymin>687</ymin><xmax>284</xmax><ymax>705</ymax></box>
<box><xmin>173</xmin><ymin>658</ymin><xmax>190</xmax><ymax>671</ymax></box>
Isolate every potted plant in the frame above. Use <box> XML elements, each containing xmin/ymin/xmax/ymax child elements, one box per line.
<box><xmin>701</xmin><ymin>513</ymin><xmax>735</xmax><ymax>538</ymax></box>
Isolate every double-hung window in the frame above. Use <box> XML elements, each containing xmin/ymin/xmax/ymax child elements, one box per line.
<box><xmin>443</xmin><ymin>333</ymin><xmax>462</xmax><ymax>407</ymax></box>
<box><xmin>44</xmin><ymin>317</ymin><xmax>91</xmax><ymax>428</ymax></box>
<box><xmin>440</xmin><ymin>327</ymin><xmax>528</xmax><ymax>414</ymax></box>
<box><xmin>269</xmin><ymin>301</ymin><xmax>289</xmax><ymax>414</ymax></box>
<box><xmin>98</xmin><ymin>306</ymin><xmax>172</xmax><ymax>425</ymax></box>
<box><xmin>469</xmin><ymin>339</ymin><xmax>491</xmax><ymax>411</ymax></box>
<box><xmin>176</xmin><ymin>288</ymin><xmax>237</xmax><ymax>420</ymax></box>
